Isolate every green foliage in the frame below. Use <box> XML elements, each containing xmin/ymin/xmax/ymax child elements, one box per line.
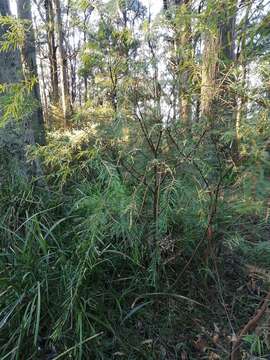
<box><xmin>1</xmin><ymin>0</ymin><xmax>270</xmax><ymax>358</ymax></box>
<box><xmin>0</xmin><ymin>16</ymin><xmax>27</xmax><ymax>51</ymax></box>
<box><xmin>0</xmin><ymin>15</ymin><xmax>39</xmax><ymax>126</ymax></box>
<box><xmin>243</xmin><ymin>334</ymin><xmax>266</xmax><ymax>356</ymax></box>
<box><xmin>0</xmin><ymin>78</ymin><xmax>38</xmax><ymax>124</ymax></box>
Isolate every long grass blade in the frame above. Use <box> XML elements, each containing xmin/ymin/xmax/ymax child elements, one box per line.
<box><xmin>52</xmin><ymin>332</ymin><xmax>103</xmax><ymax>360</ymax></box>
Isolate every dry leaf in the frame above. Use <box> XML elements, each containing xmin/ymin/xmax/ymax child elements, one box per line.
<box><xmin>229</xmin><ymin>333</ymin><xmax>238</xmax><ymax>344</ymax></box>
<box><xmin>212</xmin><ymin>333</ymin><xmax>220</xmax><ymax>345</ymax></box>
<box><xmin>208</xmin><ymin>351</ymin><xmax>220</xmax><ymax>359</ymax></box>
<box><xmin>194</xmin><ymin>335</ymin><xmax>208</xmax><ymax>352</ymax></box>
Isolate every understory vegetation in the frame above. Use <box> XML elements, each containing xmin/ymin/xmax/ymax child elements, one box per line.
<box><xmin>0</xmin><ymin>0</ymin><xmax>270</xmax><ymax>359</ymax></box>
<box><xmin>1</xmin><ymin>121</ymin><xmax>270</xmax><ymax>359</ymax></box>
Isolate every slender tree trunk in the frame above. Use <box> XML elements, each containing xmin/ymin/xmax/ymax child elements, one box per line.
<box><xmin>234</xmin><ymin>1</ymin><xmax>251</xmax><ymax>162</ymax></box>
<box><xmin>39</xmin><ymin>56</ymin><xmax>49</xmax><ymax>126</ymax></box>
<box><xmin>32</xmin><ymin>14</ymin><xmax>49</xmax><ymax>126</ymax></box>
<box><xmin>84</xmin><ymin>75</ymin><xmax>88</xmax><ymax>103</ymax></box>
<box><xmin>165</xmin><ymin>0</ymin><xmax>192</xmax><ymax>129</ymax></box>
<box><xmin>53</xmin><ymin>0</ymin><xmax>72</xmax><ymax>124</ymax></box>
<box><xmin>45</xmin><ymin>0</ymin><xmax>59</xmax><ymax>107</ymax></box>
<box><xmin>201</xmin><ymin>0</ymin><xmax>238</xmax><ymax>121</ymax></box>
<box><xmin>220</xmin><ymin>0</ymin><xmax>238</xmax><ymax>162</ymax></box>
<box><xmin>68</xmin><ymin>30</ymin><xmax>77</xmax><ymax>107</ymax></box>
<box><xmin>83</xmin><ymin>12</ymin><xmax>88</xmax><ymax>103</ymax></box>
<box><xmin>17</xmin><ymin>0</ymin><xmax>46</xmax><ymax>145</ymax></box>
<box><xmin>201</xmin><ymin>31</ymin><xmax>219</xmax><ymax>118</ymax></box>
<box><xmin>176</xmin><ymin>0</ymin><xmax>192</xmax><ymax>130</ymax></box>
<box><xmin>70</xmin><ymin>52</ymin><xmax>77</xmax><ymax>106</ymax></box>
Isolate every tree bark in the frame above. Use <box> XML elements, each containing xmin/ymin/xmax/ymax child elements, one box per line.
<box><xmin>201</xmin><ymin>0</ymin><xmax>238</xmax><ymax>120</ymax></box>
<box><xmin>53</xmin><ymin>0</ymin><xmax>72</xmax><ymax>124</ymax></box>
<box><xmin>176</xmin><ymin>0</ymin><xmax>192</xmax><ymax>130</ymax></box>
<box><xmin>17</xmin><ymin>0</ymin><xmax>46</xmax><ymax>145</ymax></box>
<box><xmin>165</xmin><ymin>0</ymin><xmax>193</xmax><ymax>130</ymax></box>
<box><xmin>32</xmin><ymin>13</ymin><xmax>49</xmax><ymax>126</ymax></box>
<box><xmin>234</xmin><ymin>1</ymin><xmax>251</xmax><ymax>162</ymax></box>
<box><xmin>0</xmin><ymin>1</ymin><xmax>26</xmax><ymax>180</ymax></box>
<box><xmin>201</xmin><ymin>30</ymin><xmax>219</xmax><ymax>118</ymax></box>
<box><xmin>0</xmin><ymin>0</ymin><xmax>45</xmax><ymax>182</ymax></box>
<box><xmin>44</xmin><ymin>0</ymin><xmax>59</xmax><ymax>107</ymax></box>
<box><xmin>83</xmin><ymin>10</ymin><xmax>88</xmax><ymax>103</ymax></box>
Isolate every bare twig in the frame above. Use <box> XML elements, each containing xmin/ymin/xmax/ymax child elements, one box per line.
<box><xmin>231</xmin><ymin>290</ymin><xmax>270</xmax><ymax>360</ymax></box>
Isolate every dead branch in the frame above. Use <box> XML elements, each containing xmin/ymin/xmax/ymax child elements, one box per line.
<box><xmin>230</xmin><ymin>290</ymin><xmax>270</xmax><ymax>360</ymax></box>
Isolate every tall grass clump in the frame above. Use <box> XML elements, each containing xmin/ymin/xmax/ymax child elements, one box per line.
<box><xmin>0</xmin><ymin>133</ymin><xmax>151</xmax><ymax>359</ymax></box>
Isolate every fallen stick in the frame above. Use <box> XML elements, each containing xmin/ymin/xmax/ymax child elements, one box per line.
<box><xmin>230</xmin><ymin>290</ymin><xmax>270</xmax><ymax>360</ymax></box>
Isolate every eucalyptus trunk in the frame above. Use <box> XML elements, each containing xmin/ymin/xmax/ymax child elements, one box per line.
<box><xmin>234</xmin><ymin>1</ymin><xmax>251</xmax><ymax>162</ymax></box>
<box><xmin>17</xmin><ymin>0</ymin><xmax>45</xmax><ymax>145</ymax></box>
<box><xmin>45</xmin><ymin>0</ymin><xmax>59</xmax><ymax>107</ymax></box>
<box><xmin>201</xmin><ymin>0</ymin><xmax>238</xmax><ymax>120</ymax></box>
<box><xmin>53</xmin><ymin>0</ymin><xmax>72</xmax><ymax>124</ymax></box>
<box><xmin>200</xmin><ymin>32</ymin><xmax>219</xmax><ymax>118</ymax></box>
<box><xmin>165</xmin><ymin>0</ymin><xmax>193</xmax><ymax>130</ymax></box>
<box><xmin>0</xmin><ymin>0</ymin><xmax>23</xmax><ymax>180</ymax></box>
<box><xmin>176</xmin><ymin>0</ymin><xmax>192</xmax><ymax>130</ymax></box>
<box><xmin>0</xmin><ymin>0</ymin><xmax>44</xmax><ymax>182</ymax></box>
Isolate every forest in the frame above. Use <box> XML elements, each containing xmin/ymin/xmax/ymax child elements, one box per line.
<box><xmin>0</xmin><ymin>0</ymin><xmax>269</xmax><ymax>359</ymax></box>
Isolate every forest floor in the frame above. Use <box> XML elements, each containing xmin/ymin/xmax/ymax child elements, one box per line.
<box><xmin>110</xmin><ymin>254</ymin><xmax>270</xmax><ymax>360</ymax></box>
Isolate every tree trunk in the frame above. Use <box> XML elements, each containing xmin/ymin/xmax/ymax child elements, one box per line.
<box><xmin>83</xmin><ymin>11</ymin><xmax>88</xmax><ymax>103</ymax></box>
<box><xmin>163</xmin><ymin>0</ymin><xmax>169</xmax><ymax>10</ymax></box>
<box><xmin>234</xmin><ymin>1</ymin><xmax>251</xmax><ymax>163</ymax></box>
<box><xmin>53</xmin><ymin>0</ymin><xmax>72</xmax><ymax>124</ymax></box>
<box><xmin>38</xmin><ymin>53</ymin><xmax>50</xmax><ymax>126</ymax></box>
<box><xmin>165</xmin><ymin>0</ymin><xmax>192</xmax><ymax>130</ymax></box>
<box><xmin>32</xmin><ymin>13</ymin><xmax>49</xmax><ymax>126</ymax></box>
<box><xmin>17</xmin><ymin>0</ymin><xmax>46</xmax><ymax>145</ymax></box>
<box><xmin>0</xmin><ymin>0</ymin><xmax>45</xmax><ymax>182</ymax></box>
<box><xmin>0</xmin><ymin>1</ymin><xmax>25</xmax><ymax>181</ymax></box>
<box><xmin>201</xmin><ymin>0</ymin><xmax>238</xmax><ymax>120</ymax></box>
<box><xmin>176</xmin><ymin>0</ymin><xmax>192</xmax><ymax>130</ymax></box>
<box><xmin>45</xmin><ymin>0</ymin><xmax>59</xmax><ymax>107</ymax></box>
<box><xmin>201</xmin><ymin>31</ymin><xmax>219</xmax><ymax>118</ymax></box>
